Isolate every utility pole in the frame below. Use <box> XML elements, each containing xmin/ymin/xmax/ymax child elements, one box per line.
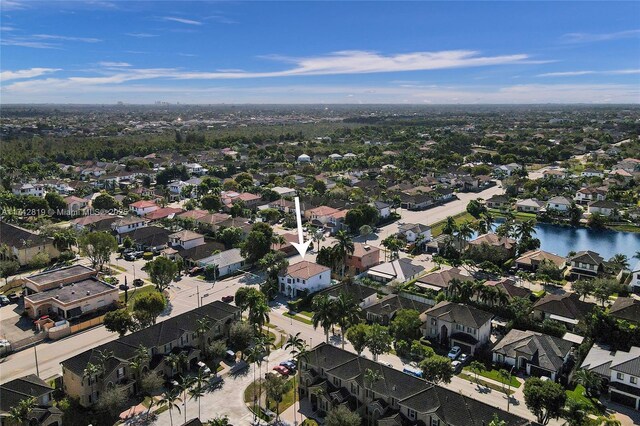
<box><xmin>196</xmin><ymin>285</ymin><xmax>200</xmax><ymax>307</ymax></box>
<box><xmin>34</xmin><ymin>343</ymin><xmax>40</xmax><ymax>377</ymax></box>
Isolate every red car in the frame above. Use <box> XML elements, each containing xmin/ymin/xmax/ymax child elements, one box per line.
<box><xmin>221</xmin><ymin>295</ymin><xmax>234</xmax><ymax>303</ymax></box>
<box><xmin>272</xmin><ymin>365</ymin><xmax>289</xmax><ymax>376</ymax></box>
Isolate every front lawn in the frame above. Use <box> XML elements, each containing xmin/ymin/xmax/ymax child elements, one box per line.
<box><xmin>119</xmin><ymin>285</ymin><xmax>158</xmax><ymax>309</ymax></box>
<box><xmin>462</xmin><ymin>367</ymin><xmax>521</xmax><ymax>388</ymax></box>
<box><xmin>431</xmin><ymin>212</ymin><xmax>475</xmax><ymax>237</ymax></box>
<box><xmin>565</xmin><ymin>384</ymin><xmax>603</xmax><ymax>414</ymax></box>
<box><xmin>458</xmin><ymin>372</ymin><xmax>515</xmax><ymax>395</ymax></box>
<box><xmin>283</xmin><ymin>311</ymin><xmax>313</xmax><ymax>325</ymax></box>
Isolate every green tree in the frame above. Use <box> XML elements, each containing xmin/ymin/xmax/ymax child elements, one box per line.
<box><xmin>312</xmin><ymin>294</ymin><xmax>335</xmax><ymax>343</ymax></box>
<box><xmin>96</xmin><ymin>385</ymin><xmax>127</xmax><ymax>415</ymax></box>
<box><xmin>200</xmin><ymin>194</ymin><xmax>222</xmax><ymax>212</ymax></box>
<box><xmin>390</xmin><ymin>309</ymin><xmax>422</xmax><ymax>342</ymax></box>
<box><xmin>103</xmin><ymin>309</ymin><xmax>134</xmax><ymax>337</ymax></box>
<box><xmin>229</xmin><ymin>321</ymin><xmax>254</xmax><ymax>352</ymax></box>
<box><xmin>572</xmin><ymin>279</ymin><xmax>595</xmax><ymax>301</ymax></box>
<box><xmin>359</xmin><ymin>224</ymin><xmax>373</xmax><ymax>242</ymax></box>
<box><xmin>78</xmin><ymin>231</ymin><xmax>118</xmax><ymax>270</ymax></box>
<box><xmin>206</xmin><ymin>416</ymin><xmax>231</xmax><ymax>426</ymax></box>
<box><xmin>45</xmin><ymin>192</ymin><xmax>66</xmax><ymax>215</ymax></box>
<box><xmin>325</xmin><ymin>404</ymin><xmax>362</xmax><ymax>426</ymax></box>
<box><xmin>285</xmin><ymin>332</ymin><xmax>307</xmax><ymax>426</ymax></box>
<box><xmin>333</xmin><ymin>292</ymin><xmax>362</xmax><ymax>349</ymax></box>
<box><xmin>334</xmin><ymin>230</ymin><xmax>355</xmax><ymax>277</ymax></box>
<box><xmin>92</xmin><ymin>193</ymin><xmax>120</xmax><ymax>211</ymax></box>
<box><xmin>420</xmin><ymin>355</ymin><xmax>453</xmax><ymax>384</ymax></box>
<box><xmin>28</xmin><ymin>251</ymin><xmax>50</xmax><ymax>269</ymax></box>
<box><xmin>146</xmin><ymin>256</ymin><xmax>178</xmax><ymax>292</ymax></box>
<box><xmin>189</xmin><ymin>369</ymin><xmax>208</xmax><ymax>419</ymax></box>
<box><xmin>488</xmin><ymin>413</ymin><xmax>507</xmax><ymax>426</ymax></box>
<box><xmin>218</xmin><ymin>226</ymin><xmax>244</xmax><ymax>248</ymax></box>
<box><xmin>8</xmin><ymin>397</ymin><xmax>36</xmax><ymax>426</ymax></box>
<box><xmin>574</xmin><ymin>369</ymin><xmax>602</xmax><ymax>398</ymax></box>
<box><xmin>469</xmin><ymin>360</ymin><xmax>486</xmax><ymax>383</ymax></box>
<box><xmin>265</xmin><ymin>372</ymin><xmax>291</xmax><ymax>421</ymax></box>
<box><xmin>0</xmin><ymin>260</ymin><xmax>20</xmax><ymax>284</ymax></box>
<box><xmin>195</xmin><ymin>317</ymin><xmax>212</xmax><ymax>357</ymax></box>
<box><xmin>132</xmin><ymin>291</ymin><xmax>166</xmax><ymax>326</ymax></box>
<box><xmin>158</xmin><ymin>388</ymin><xmax>182</xmax><ymax>426</ymax></box>
<box><xmin>241</xmin><ymin>222</ymin><xmax>274</xmax><ymax>263</ymax></box>
<box><xmin>466</xmin><ymin>199</ymin><xmax>487</xmax><ymax>218</ymax></box>
<box><xmin>609</xmin><ymin>253</ymin><xmax>630</xmax><ymax>271</ymax></box>
<box><xmin>346</xmin><ymin>323</ymin><xmax>369</xmax><ymax>356</ymax></box>
<box><xmin>366</xmin><ymin>323</ymin><xmax>392</xmax><ymax>361</ymax></box>
<box><xmin>523</xmin><ymin>377</ymin><xmax>567</xmax><ymax>425</ymax></box>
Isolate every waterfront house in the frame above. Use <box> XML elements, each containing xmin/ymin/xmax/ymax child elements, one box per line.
<box><xmin>567</xmin><ymin>250</ymin><xmax>604</xmax><ymax>280</ymax></box>
<box><xmin>516</xmin><ymin>198</ymin><xmax>545</xmax><ymax>213</ymax></box>
<box><xmin>532</xmin><ymin>292</ymin><xmax>596</xmax><ymax>329</ymax></box>
<box><xmin>545</xmin><ymin>196</ymin><xmax>572</xmax><ymax>213</ymax></box>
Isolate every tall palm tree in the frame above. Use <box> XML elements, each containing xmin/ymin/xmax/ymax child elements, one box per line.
<box><xmin>447</xmin><ymin>278</ymin><xmax>463</xmax><ymax>300</ymax></box>
<box><xmin>334</xmin><ymin>293</ymin><xmax>362</xmax><ymax>349</ymax></box>
<box><xmin>442</xmin><ymin>216</ymin><xmax>458</xmax><ymax>235</ymax></box>
<box><xmin>311</xmin><ymin>228</ymin><xmax>325</xmax><ymax>252</ymax></box>
<box><xmin>248</xmin><ymin>299</ymin><xmax>270</xmax><ymax>333</ymax></box>
<box><xmin>176</xmin><ymin>375</ymin><xmax>196</xmax><ymax>423</ymax></box>
<box><xmin>334</xmin><ymin>230</ymin><xmax>355</xmax><ymax>277</ymax></box>
<box><xmin>129</xmin><ymin>345</ymin><xmax>150</xmax><ymax>391</ymax></box>
<box><xmin>246</xmin><ymin>344</ymin><xmax>264</xmax><ymax>422</ymax></box>
<box><xmin>363</xmin><ymin>368</ymin><xmax>383</xmax><ymax>426</ymax></box>
<box><xmin>312</xmin><ymin>294</ymin><xmax>335</xmax><ymax>343</ymax></box>
<box><xmin>457</xmin><ymin>221</ymin><xmax>474</xmax><ymax>247</ymax></box>
<box><xmin>574</xmin><ymin>369</ymin><xmax>602</xmax><ymax>398</ymax></box>
<box><xmin>195</xmin><ymin>318</ymin><xmax>212</xmax><ymax>357</ymax></box>
<box><xmin>189</xmin><ymin>369</ymin><xmax>208</xmax><ymax>419</ymax></box>
<box><xmin>514</xmin><ymin>219</ymin><xmax>536</xmax><ymax>242</ymax></box>
<box><xmin>250</xmin><ymin>337</ymin><xmax>267</xmax><ymax>417</ymax></box>
<box><xmin>285</xmin><ymin>333</ymin><xmax>307</xmax><ymax>426</ymax></box>
<box><xmin>158</xmin><ymin>388</ymin><xmax>182</xmax><ymax>426</ymax></box>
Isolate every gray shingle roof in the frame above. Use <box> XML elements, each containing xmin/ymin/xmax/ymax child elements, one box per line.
<box><xmin>425</xmin><ymin>301</ymin><xmax>493</xmax><ymax>328</ymax></box>
<box><xmin>493</xmin><ymin>329</ymin><xmax>573</xmax><ymax>372</ymax></box>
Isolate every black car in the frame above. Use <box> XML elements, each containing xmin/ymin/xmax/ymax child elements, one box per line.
<box><xmin>119</xmin><ymin>284</ymin><xmax>130</xmax><ymax>291</ymax></box>
<box><xmin>124</xmin><ymin>253</ymin><xmax>136</xmax><ymax>261</ymax></box>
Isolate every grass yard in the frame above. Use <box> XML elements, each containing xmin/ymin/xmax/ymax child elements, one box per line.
<box><xmin>462</xmin><ymin>367</ymin><xmax>521</xmax><ymax>388</ymax></box>
<box><xmin>565</xmin><ymin>384</ymin><xmax>603</xmax><ymax>415</ymax></box>
<box><xmin>108</xmin><ymin>264</ymin><xmax>128</xmax><ymax>272</ymax></box>
<box><xmin>267</xmin><ymin>378</ymin><xmax>296</xmax><ymax>414</ymax></box>
<box><xmin>283</xmin><ymin>311</ymin><xmax>313</xmax><ymax>325</ymax></box>
<box><xmin>119</xmin><ymin>285</ymin><xmax>158</xmax><ymax>309</ymax></box>
<box><xmin>607</xmin><ymin>224</ymin><xmax>640</xmax><ymax>233</ymax></box>
<box><xmin>431</xmin><ymin>212</ymin><xmax>476</xmax><ymax>237</ymax></box>
<box><xmin>458</xmin><ymin>372</ymin><xmax>515</xmax><ymax>395</ymax></box>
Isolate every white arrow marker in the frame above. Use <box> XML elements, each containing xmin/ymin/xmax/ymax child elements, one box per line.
<box><xmin>291</xmin><ymin>196</ymin><xmax>311</xmax><ymax>259</ymax></box>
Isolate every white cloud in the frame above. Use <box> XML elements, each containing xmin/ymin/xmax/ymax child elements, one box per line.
<box><xmin>1</xmin><ymin>26</ymin><xmax>16</xmax><ymax>31</ymax></box>
<box><xmin>538</xmin><ymin>69</ymin><xmax>640</xmax><ymax>77</ymax></box>
<box><xmin>98</xmin><ymin>61</ymin><xmax>132</xmax><ymax>67</ymax></box>
<box><xmin>162</xmin><ymin>16</ymin><xmax>202</xmax><ymax>26</ymax></box>
<box><xmin>0</xmin><ymin>39</ymin><xmax>60</xmax><ymax>49</ymax></box>
<box><xmin>32</xmin><ymin>34</ymin><xmax>102</xmax><ymax>43</ymax></box>
<box><xmin>0</xmin><ymin>0</ymin><xmax>28</xmax><ymax>11</ymax></box>
<box><xmin>125</xmin><ymin>32</ymin><xmax>158</xmax><ymax>38</ymax></box>
<box><xmin>562</xmin><ymin>29</ymin><xmax>640</xmax><ymax>43</ymax></box>
<box><xmin>0</xmin><ymin>67</ymin><xmax>60</xmax><ymax>81</ymax></box>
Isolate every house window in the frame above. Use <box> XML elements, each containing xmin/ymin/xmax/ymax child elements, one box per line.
<box><xmin>117</xmin><ymin>367</ymin><xmax>125</xmax><ymax>378</ymax></box>
<box><xmin>431</xmin><ymin>318</ymin><xmax>437</xmax><ymax>326</ymax></box>
<box><xmin>431</xmin><ymin>419</ymin><xmax>440</xmax><ymax>426</ymax></box>
<box><xmin>333</xmin><ymin>377</ymin><xmax>341</xmax><ymax>387</ymax></box>
<box><xmin>630</xmin><ymin>376</ymin><xmax>637</xmax><ymax>384</ymax></box>
<box><xmin>617</xmin><ymin>372</ymin><xmax>624</xmax><ymax>380</ymax></box>
<box><xmin>408</xmin><ymin>409</ymin><xmax>417</xmax><ymax>420</ymax></box>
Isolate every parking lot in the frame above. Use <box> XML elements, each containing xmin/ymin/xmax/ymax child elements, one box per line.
<box><xmin>0</xmin><ymin>301</ymin><xmax>40</xmax><ymax>345</ymax></box>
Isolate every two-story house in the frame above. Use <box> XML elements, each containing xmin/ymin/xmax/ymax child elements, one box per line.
<box><xmin>11</xmin><ymin>183</ymin><xmax>45</xmax><ymax>197</ymax></box>
<box><xmin>574</xmin><ymin>187</ymin><xmax>607</xmax><ymax>205</ymax></box>
<box><xmin>371</xmin><ymin>201</ymin><xmax>391</xmax><ymax>219</ymax></box>
<box><xmin>492</xmin><ymin>329</ymin><xmax>574</xmax><ymax>381</ymax></box>
<box><xmin>345</xmin><ymin>243</ymin><xmax>381</xmax><ymax>275</ymax></box>
<box><xmin>397</xmin><ymin>223</ymin><xmax>432</xmax><ymax>245</ymax></box>
<box><xmin>423</xmin><ymin>301</ymin><xmax>493</xmax><ymax>354</ymax></box>
<box><xmin>279</xmin><ymin>261</ymin><xmax>331</xmax><ymax>298</ymax></box>
<box><xmin>545</xmin><ymin>196</ymin><xmax>572</xmax><ymax>213</ymax></box>
<box><xmin>581</xmin><ymin>344</ymin><xmax>640</xmax><ymax>410</ymax></box>
<box><xmin>0</xmin><ymin>375</ymin><xmax>63</xmax><ymax>426</ymax></box>
<box><xmin>111</xmin><ymin>216</ymin><xmax>149</xmax><ymax>235</ymax></box>
<box><xmin>609</xmin><ymin>297</ymin><xmax>640</xmax><ymax>325</ymax></box>
<box><xmin>129</xmin><ymin>200</ymin><xmax>159</xmax><ymax>216</ymax></box>
<box><xmin>567</xmin><ymin>250</ymin><xmax>604</xmax><ymax>280</ymax></box>
<box><xmin>169</xmin><ymin>230</ymin><xmax>205</xmax><ymax>250</ymax></box>
<box><xmin>61</xmin><ymin>301</ymin><xmax>240</xmax><ymax>407</ymax></box>
<box><xmin>629</xmin><ymin>260</ymin><xmax>640</xmax><ymax>293</ymax></box>
<box><xmin>532</xmin><ymin>292</ymin><xmax>596</xmax><ymax>330</ymax></box>
<box><xmin>299</xmin><ymin>343</ymin><xmax>535</xmax><ymax>426</ymax></box>
<box><xmin>515</xmin><ymin>249</ymin><xmax>565</xmax><ymax>272</ymax></box>
<box><xmin>0</xmin><ymin>221</ymin><xmax>61</xmax><ymax>266</ymax></box>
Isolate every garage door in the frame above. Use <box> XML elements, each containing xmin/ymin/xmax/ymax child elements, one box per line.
<box><xmin>611</xmin><ymin>390</ymin><xmax>638</xmax><ymax>409</ymax></box>
<box><xmin>452</xmin><ymin>341</ymin><xmax>472</xmax><ymax>354</ymax></box>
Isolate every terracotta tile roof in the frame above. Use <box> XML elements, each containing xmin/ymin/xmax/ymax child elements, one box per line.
<box><xmin>283</xmin><ymin>261</ymin><xmax>330</xmax><ymax>280</ymax></box>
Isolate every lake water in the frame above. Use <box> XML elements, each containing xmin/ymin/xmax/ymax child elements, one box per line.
<box><xmin>488</xmin><ymin>220</ymin><xmax>640</xmax><ymax>260</ymax></box>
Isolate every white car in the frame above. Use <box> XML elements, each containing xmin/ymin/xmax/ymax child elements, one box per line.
<box><xmin>447</xmin><ymin>346</ymin><xmax>462</xmax><ymax>360</ymax></box>
<box><xmin>197</xmin><ymin>361</ymin><xmax>211</xmax><ymax>375</ymax></box>
<box><xmin>451</xmin><ymin>360</ymin><xmax>462</xmax><ymax>372</ymax></box>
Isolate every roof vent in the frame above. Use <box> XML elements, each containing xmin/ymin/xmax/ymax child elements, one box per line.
<box><xmin>86</xmin><ymin>291</ymin><xmax>91</xmax><ymax>295</ymax></box>
<box><xmin>71</xmin><ymin>291</ymin><xmax>75</xmax><ymax>294</ymax></box>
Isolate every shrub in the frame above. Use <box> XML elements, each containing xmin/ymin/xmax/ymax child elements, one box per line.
<box><xmin>142</xmin><ymin>252</ymin><xmax>153</xmax><ymax>260</ymax></box>
<box><xmin>287</xmin><ymin>298</ymin><xmax>305</xmax><ymax>312</ymax></box>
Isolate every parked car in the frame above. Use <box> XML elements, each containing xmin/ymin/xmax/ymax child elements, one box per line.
<box><xmin>402</xmin><ymin>367</ymin><xmax>423</xmax><ymax>378</ymax></box>
<box><xmin>0</xmin><ymin>295</ymin><xmax>10</xmax><ymax>306</ymax></box>
<box><xmin>189</xmin><ymin>266</ymin><xmax>204</xmax><ymax>276</ymax></box>
<box><xmin>221</xmin><ymin>295</ymin><xmax>234</xmax><ymax>303</ymax></box>
<box><xmin>272</xmin><ymin>365</ymin><xmax>289</xmax><ymax>376</ymax></box>
<box><xmin>451</xmin><ymin>360</ymin><xmax>462</xmax><ymax>372</ymax></box>
<box><xmin>447</xmin><ymin>346</ymin><xmax>462</xmax><ymax>360</ymax></box>
<box><xmin>458</xmin><ymin>353</ymin><xmax>469</xmax><ymax>364</ymax></box>
<box><xmin>124</xmin><ymin>253</ymin><xmax>136</xmax><ymax>261</ymax></box>
<box><xmin>197</xmin><ymin>361</ymin><xmax>211</xmax><ymax>375</ymax></box>
<box><xmin>133</xmin><ymin>278</ymin><xmax>144</xmax><ymax>287</ymax></box>
<box><xmin>7</xmin><ymin>294</ymin><xmax>20</xmax><ymax>303</ymax></box>
<box><xmin>280</xmin><ymin>360</ymin><xmax>296</xmax><ymax>371</ymax></box>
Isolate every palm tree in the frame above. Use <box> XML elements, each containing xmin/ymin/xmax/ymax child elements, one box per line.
<box><xmin>457</xmin><ymin>221</ymin><xmax>474</xmax><ymax>247</ymax></box>
<box><xmin>176</xmin><ymin>375</ymin><xmax>196</xmax><ymax>423</ymax></box>
<box><xmin>158</xmin><ymin>388</ymin><xmax>182</xmax><ymax>426</ymax></box>
<box><xmin>246</xmin><ymin>344</ymin><xmax>265</xmax><ymax>421</ymax></box>
<box><xmin>459</xmin><ymin>281</ymin><xmax>475</xmax><ymax>303</ymax></box>
<box><xmin>334</xmin><ymin>230</ymin><xmax>355</xmax><ymax>277</ymax></box>
<box><xmin>248</xmin><ymin>299</ymin><xmax>270</xmax><ymax>333</ymax></box>
<box><xmin>363</xmin><ymin>368</ymin><xmax>383</xmax><ymax>426</ymax></box>
<box><xmin>359</xmin><ymin>225</ymin><xmax>373</xmax><ymax>243</ymax></box>
<box><xmin>195</xmin><ymin>318</ymin><xmax>212</xmax><ymax>357</ymax></box>
<box><xmin>129</xmin><ymin>345</ymin><xmax>150</xmax><ymax>391</ymax></box>
<box><xmin>447</xmin><ymin>278</ymin><xmax>463</xmax><ymax>300</ymax></box>
<box><xmin>311</xmin><ymin>228</ymin><xmax>325</xmax><ymax>252</ymax></box>
<box><xmin>189</xmin><ymin>369</ymin><xmax>208</xmax><ymax>419</ymax></box>
<box><xmin>285</xmin><ymin>333</ymin><xmax>307</xmax><ymax>426</ymax></box>
<box><xmin>8</xmin><ymin>397</ymin><xmax>36</xmax><ymax>426</ymax></box>
<box><xmin>514</xmin><ymin>219</ymin><xmax>536</xmax><ymax>242</ymax></box>
<box><xmin>442</xmin><ymin>216</ymin><xmax>458</xmax><ymax>235</ymax></box>
<box><xmin>574</xmin><ymin>369</ymin><xmax>602</xmax><ymax>398</ymax></box>
<box><xmin>334</xmin><ymin>293</ymin><xmax>362</xmax><ymax>349</ymax></box>
<box><xmin>609</xmin><ymin>253</ymin><xmax>630</xmax><ymax>271</ymax></box>
<box><xmin>312</xmin><ymin>294</ymin><xmax>335</xmax><ymax>343</ymax></box>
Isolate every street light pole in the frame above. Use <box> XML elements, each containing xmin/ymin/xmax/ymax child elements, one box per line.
<box><xmin>34</xmin><ymin>343</ymin><xmax>40</xmax><ymax>377</ymax></box>
<box><xmin>507</xmin><ymin>365</ymin><xmax>515</xmax><ymax>412</ymax></box>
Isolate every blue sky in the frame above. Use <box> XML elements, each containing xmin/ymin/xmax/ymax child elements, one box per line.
<box><xmin>1</xmin><ymin>1</ymin><xmax>639</xmax><ymax>104</ymax></box>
